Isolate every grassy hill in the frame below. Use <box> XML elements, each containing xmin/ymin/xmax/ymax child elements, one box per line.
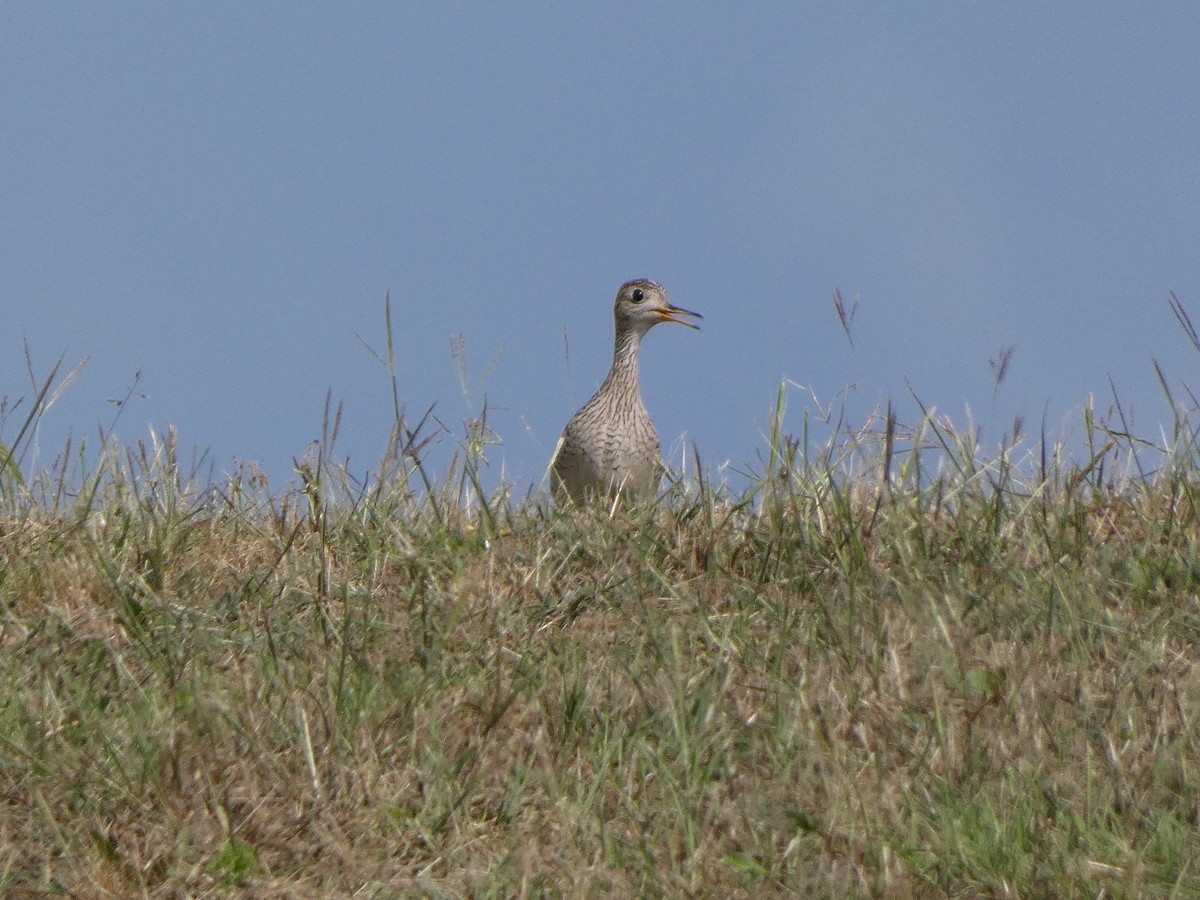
<box><xmin>2</xmin><ymin>363</ymin><xmax>1199</xmax><ymax>897</ymax></box>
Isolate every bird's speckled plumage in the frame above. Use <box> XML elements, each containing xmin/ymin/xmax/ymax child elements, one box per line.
<box><xmin>551</xmin><ymin>280</ymin><xmax>700</xmax><ymax>503</ymax></box>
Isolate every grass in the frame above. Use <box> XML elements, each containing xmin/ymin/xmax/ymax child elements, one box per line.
<box><xmin>2</xmin><ymin>337</ymin><xmax>1200</xmax><ymax>897</ymax></box>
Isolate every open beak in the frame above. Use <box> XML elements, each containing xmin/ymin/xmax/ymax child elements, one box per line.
<box><xmin>656</xmin><ymin>304</ymin><xmax>703</xmax><ymax>329</ymax></box>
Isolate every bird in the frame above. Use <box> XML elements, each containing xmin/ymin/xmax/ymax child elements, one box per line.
<box><xmin>550</xmin><ymin>279</ymin><xmax>701</xmax><ymax>503</ymax></box>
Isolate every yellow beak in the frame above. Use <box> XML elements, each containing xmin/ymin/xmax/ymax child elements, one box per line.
<box><xmin>656</xmin><ymin>305</ymin><xmax>702</xmax><ymax>329</ymax></box>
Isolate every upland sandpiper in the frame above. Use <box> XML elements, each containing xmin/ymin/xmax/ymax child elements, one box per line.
<box><xmin>550</xmin><ymin>279</ymin><xmax>701</xmax><ymax>503</ymax></box>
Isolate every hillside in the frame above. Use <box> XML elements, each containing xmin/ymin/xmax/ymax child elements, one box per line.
<box><xmin>2</xmin><ymin>376</ymin><xmax>1199</xmax><ymax>896</ymax></box>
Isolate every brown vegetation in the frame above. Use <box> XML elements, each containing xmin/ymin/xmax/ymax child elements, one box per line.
<box><xmin>2</xmin><ymin>387</ymin><xmax>1199</xmax><ymax>896</ymax></box>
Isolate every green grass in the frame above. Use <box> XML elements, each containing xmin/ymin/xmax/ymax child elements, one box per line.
<box><xmin>2</xmin><ymin>349</ymin><xmax>1200</xmax><ymax>897</ymax></box>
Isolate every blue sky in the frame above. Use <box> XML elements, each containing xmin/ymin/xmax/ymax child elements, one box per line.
<box><xmin>3</xmin><ymin>5</ymin><xmax>1199</xmax><ymax>493</ymax></box>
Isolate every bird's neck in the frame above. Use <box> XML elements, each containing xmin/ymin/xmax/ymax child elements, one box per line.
<box><xmin>602</xmin><ymin>328</ymin><xmax>644</xmax><ymax>404</ymax></box>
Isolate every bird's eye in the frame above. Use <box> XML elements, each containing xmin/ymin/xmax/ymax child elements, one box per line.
<box><xmin>631</xmin><ymin>289</ymin><xmax>645</xmax><ymax>302</ymax></box>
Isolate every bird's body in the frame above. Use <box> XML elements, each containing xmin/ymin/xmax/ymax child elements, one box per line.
<box><xmin>551</xmin><ymin>280</ymin><xmax>700</xmax><ymax>503</ymax></box>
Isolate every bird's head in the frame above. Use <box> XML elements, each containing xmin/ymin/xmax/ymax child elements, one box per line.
<box><xmin>613</xmin><ymin>279</ymin><xmax>702</xmax><ymax>335</ymax></box>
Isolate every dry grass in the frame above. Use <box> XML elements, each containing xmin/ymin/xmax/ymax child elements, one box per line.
<box><xmin>2</xmin><ymin>369</ymin><xmax>1200</xmax><ymax>897</ymax></box>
